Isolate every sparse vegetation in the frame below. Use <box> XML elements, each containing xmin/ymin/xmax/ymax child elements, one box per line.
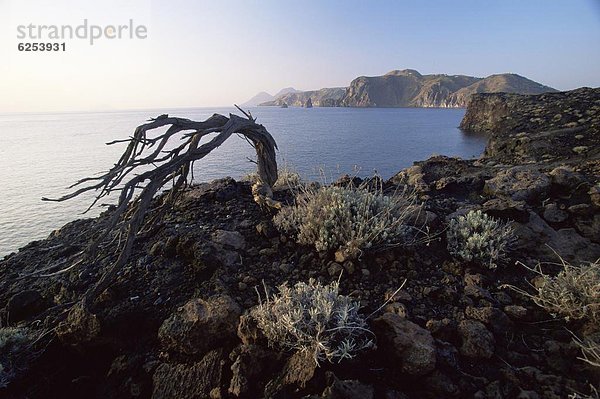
<box><xmin>506</xmin><ymin>257</ymin><xmax>600</xmax><ymax>376</ymax></box>
<box><xmin>0</xmin><ymin>327</ymin><xmax>30</xmax><ymax>388</ymax></box>
<box><xmin>513</xmin><ymin>259</ymin><xmax>600</xmax><ymax>325</ymax></box>
<box><xmin>250</xmin><ymin>279</ymin><xmax>374</xmax><ymax>365</ymax></box>
<box><xmin>273</xmin><ymin>182</ymin><xmax>421</xmax><ymax>259</ymax></box>
<box><xmin>243</xmin><ymin>165</ymin><xmax>303</xmax><ymax>191</ymax></box>
<box><xmin>574</xmin><ymin>333</ymin><xmax>600</xmax><ymax>369</ymax></box>
<box><xmin>446</xmin><ymin>209</ymin><xmax>514</xmax><ymax>269</ymax></box>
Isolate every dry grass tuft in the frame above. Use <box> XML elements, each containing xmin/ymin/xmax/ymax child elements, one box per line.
<box><xmin>573</xmin><ymin>333</ymin><xmax>600</xmax><ymax>368</ymax></box>
<box><xmin>506</xmin><ymin>256</ymin><xmax>600</xmax><ymax>375</ymax></box>
<box><xmin>511</xmin><ymin>258</ymin><xmax>600</xmax><ymax>325</ymax></box>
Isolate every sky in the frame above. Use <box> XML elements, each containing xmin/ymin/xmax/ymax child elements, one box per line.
<box><xmin>0</xmin><ymin>0</ymin><xmax>599</xmax><ymax>112</ymax></box>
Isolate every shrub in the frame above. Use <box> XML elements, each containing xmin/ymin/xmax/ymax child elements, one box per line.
<box><xmin>250</xmin><ymin>279</ymin><xmax>374</xmax><ymax>365</ymax></box>
<box><xmin>447</xmin><ymin>209</ymin><xmax>514</xmax><ymax>269</ymax></box>
<box><xmin>506</xmin><ymin>258</ymin><xmax>600</xmax><ymax>373</ymax></box>
<box><xmin>273</xmin><ymin>183</ymin><xmax>420</xmax><ymax>259</ymax></box>
<box><xmin>0</xmin><ymin>327</ymin><xmax>30</xmax><ymax>388</ymax></box>
<box><xmin>514</xmin><ymin>259</ymin><xmax>600</xmax><ymax>325</ymax></box>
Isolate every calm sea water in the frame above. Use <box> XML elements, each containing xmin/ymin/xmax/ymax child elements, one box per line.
<box><xmin>0</xmin><ymin>107</ymin><xmax>486</xmax><ymax>256</ymax></box>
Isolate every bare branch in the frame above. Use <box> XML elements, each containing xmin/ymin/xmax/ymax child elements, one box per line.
<box><xmin>45</xmin><ymin>112</ymin><xmax>279</xmax><ymax>310</ymax></box>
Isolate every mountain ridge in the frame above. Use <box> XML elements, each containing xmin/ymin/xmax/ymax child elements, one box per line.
<box><xmin>248</xmin><ymin>69</ymin><xmax>557</xmax><ymax>108</ymax></box>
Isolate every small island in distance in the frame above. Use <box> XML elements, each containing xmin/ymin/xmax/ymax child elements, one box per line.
<box><xmin>243</xmin><ymin>68</ymin><xmax>556</xmax><ymax>108</ymax></box>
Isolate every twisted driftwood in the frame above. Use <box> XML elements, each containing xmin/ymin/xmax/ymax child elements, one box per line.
<box><xmin>44</xmin><ymin>108</ymin><xmax>278</xmax><ymax>310</ymax></box>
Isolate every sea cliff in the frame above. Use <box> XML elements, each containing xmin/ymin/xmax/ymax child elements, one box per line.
<box><xmin>256</xmin><ymin>69</ymin><xmax>557</xmax><ymax>109</ymax></box>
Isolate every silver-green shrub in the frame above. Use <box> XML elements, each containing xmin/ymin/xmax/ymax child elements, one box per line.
<box><xmin>250</xmin><ymin>279</ymin><xmax>373</xmax><ymax>365</ymax></box>
<box><xmin>273</xmin><ymin>184</ymin><xmax>419</xmax><ymax>259</ymax></box>
<box><xmin>447</xmin><ymin>209</ymin><xmax>514</xmax><ymax>268</ymax></box>
<box><xmin>0</xmin><ymin>327</ymin><xmax>30</xmax><ymax>388</ymax></box>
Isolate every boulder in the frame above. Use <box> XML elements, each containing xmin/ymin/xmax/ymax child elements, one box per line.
<box><xmin>320</xmin><ymin>372</ymin><xmax>375</xmax><ymax>399</ymax></box>
<box><xmin>482</xmin><ymin>198</ymin><xmax>529</xmax><ymax>223</ymax></box>
<box><xmin>543</xmin><ymin>203</ymin><xmax>568</xmax><ymax>223</ymax></box>
<box><xmin>504</xmin><ymin>305</ymin><xmax>528</xmax><ymax>321</ymax></box>
<box><xmin>465</xmin><ymin>306</ymin><xmax>512</xmax><ymax>334</ymax></box>
<box><xmin>574</xmin><ymin>214</ymin><xmax>600</xmax><ymax>243</ymax></box>
<box><xmin>390</xmin><ymin>165</ymin><xmax>428</xmax><ymax>193</ymax></box>
<box><xmin>229</xmin><ymin>344</ymin><xmax>278</xmax><ymax>397</ymax></box>
<box><xmin>181</xmin><ymin>177</ymin><xmax>240</xmax><ymax>203</ymax></box>
<box><xmin>513</xmin><ymin>212</ymin><xmax>600</xmax><ymax>262</ymax></box>
<box><xmin>211</xmin><ymin>230</ymin><xmax>246</xmax><ymax>250</ymax></box>
<box><xmin>549</xmin><ymin>166</ymin><xmax>584</xmax><ymax>189</ymax></box>
<box><xmin>373</xmin><ymin>313</ymin><xmax>436</xmax><ymax>376</ymax></box>
<box><xmin>484</xmin><ymin>166</ymin><xmax>551</xmax><ymax>203</ymax></box>
<box><xmin>458</xmin><ymin>320</ymin><xmax>495</xmax><ymax>359</ymax></box>
<box><xmin>6</xmin><ymin>290</ymin><xmax>47</xmax><ymax>322</ymax></box>
<box><xmin>55</xmin><ymin>302</ymin><xmax>101</xmax><ymax>345</ymax></box>
<box><xmin>264</xmin><ymin>350</ymin><xmax>317</xmax><ymax>397</ymax></box>
<box><xmin>158</xmin><ymin>295</ymin><xmax>241</xmax><ymax>355</ymax></box>
<box><xmin>152</xmin><ymin>349</ymin><xmax>224</xmax><ymax>399</ymax></box>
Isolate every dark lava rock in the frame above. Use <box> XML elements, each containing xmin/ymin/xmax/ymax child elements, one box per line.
<box><xmin>482</xmin><ymin>198</ymin><xmax>529</xmax><ymax>223</ymax></box>
<box><xmin>543</xmin><ymin>203</ymin><xmax>569</xmax><ymax>223</ymax></box>
<box><xmin>484</xmin><ymin>166</ymin><xmax>551</xmax><ymax>203</ymax></box>
<box><xmin>373</xmin><ymin>313</ymin><xmax>436</xmax><ymax>376</ymax></box>
<box><xmin>465</xmin><ymin>306</ymin><xmax>512</xmax><ymax>334</ymax></box>
<box><xmin>458</xmin><ymin>320</ymin><xmax>495</xmax><ymax>359</ymax></box>
<box><xmin>549</xmin><ymin>166</ymin><xmax>585</xmax><ymax>189</ymax></box>
<box><xmin>229</xmin><ymin>344</ymin><xmax>279</xmax><ymax>397</ymax></box>
<box><xmin>320</xmin><ymin>372</ymin><xmax>375</xmax><ymax>399</ymax></box>
<box><xmin>151</xmin><ymin>349</ymin><xmax>224</xmax><ymax>399</ymax></box>
<box><xmin>264</xmin><ymin>350</ymin><xmax>317</xmax><ymax>397</ymax></box>
<box><xmin>211</xmin><ymin>230</ymin><xmax>246</xmax><ymax>250</ymax></box>
<box><xmin>158</xmin><ymin>295</ymin><xmax>241</xmax><ymax>356</ymax></box>
<box><xmin>55</xmin><ymin>303</ymin><xmax>101</xmax><ymax>346</ymax></box>
<box><xmin>6</xmin><ymin>290</ymin><xmax>47</xmax><ymax>322</ymax></box>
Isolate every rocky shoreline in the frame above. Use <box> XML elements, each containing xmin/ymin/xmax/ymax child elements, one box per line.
<box><xmin>1</xmin><ymin>87</ymin><xmax>599</xmax><ymax>398</ymax></box>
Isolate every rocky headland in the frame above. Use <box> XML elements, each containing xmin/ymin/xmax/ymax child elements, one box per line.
<box><xmin>1</xmin><ymin>87</ymin><xmax>599</xmax><ymax>398</ymax></box>
<box><xmin>255</xmin><ymin>69</ymin><xmax>556</xmax><ymax>108</ymax></box>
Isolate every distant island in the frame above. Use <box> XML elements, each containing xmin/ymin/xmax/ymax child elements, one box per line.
<box><xmin>243</xmin><ymin>69</ymin><xmax>557</xmax><ymax>108</ymax></box>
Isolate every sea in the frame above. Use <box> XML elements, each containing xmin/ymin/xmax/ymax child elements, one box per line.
<box><xmin>0</xmin><ymin>106</ymin><xmax>487</xmax><ymax>256</ymax></box>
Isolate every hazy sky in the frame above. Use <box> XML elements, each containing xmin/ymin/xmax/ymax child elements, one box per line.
<box><xmin>1</xmin><ymin>0</ymin><xmax>599</xmax><ymax>112</ymax></box>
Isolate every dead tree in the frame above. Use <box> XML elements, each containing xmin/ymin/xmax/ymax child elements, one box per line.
<box><xmin>44</xmin><ymin>108</ymin><xmax>278</xmax><ymax>311</ymax></box>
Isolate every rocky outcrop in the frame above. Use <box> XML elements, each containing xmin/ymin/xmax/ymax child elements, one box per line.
<box><xmin>260</xmin><ymin>87</ymin><xmax>346</xmax><ymax>107</ymax></box>
<box><xmin>460</xmin><ymin>87</ymin><xmax>600</xmax><ymax>163</ymax></box>
<box><xmin>258</xmin><ymin>69</ymin><xmax>555</xmax><ymax>108</ymax></box>
<box><xmin>373</xmin><ymin>313</ymin><xmax>436</xmax><ymax>376</ymax></box>
<box><xmin>158</xmin><ymin>295</ymin><xmax>242</xmax><ymax>356</ymax></box>
<box><xmin>151</xmin><ymin>349</ymin><xmax>225</xmax><ymax>399</ymax></box>
<box><xmin>341</xmin><ymin>70</ymin><xmax>555</xmax><ymax>108</ymax></box>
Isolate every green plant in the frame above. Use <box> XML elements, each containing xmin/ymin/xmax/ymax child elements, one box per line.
<box><xmin>250</xmin><ymin>279</ymin><xmax>374</xmax><ymax>365</ymax></box>
<box><xmin>273</xmin><ymin>182</ymin><xmax>421</xmax><ymax>259</ymax></box>
<box><xmin>446</xmin><ymin>209</ymin><xmax>514</xmax><ymax>268</ymax></box>
<box><xmin>0</xmin><ymin>327</ymin><xmax>30</xmax><ymax>388</ymax></box>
